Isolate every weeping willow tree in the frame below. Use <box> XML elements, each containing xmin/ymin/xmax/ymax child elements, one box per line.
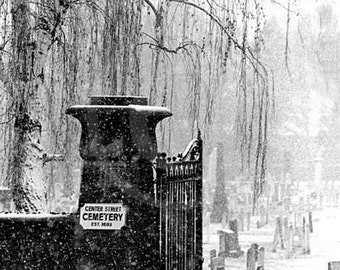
<box><xmin>143</xmin><ymin>0</ymin><xmax>271</xmax><ymax>209</ymax></box>
<box><xmin>0</xmin><ymin>0</ymin><xmax>273</xmax><ymax>212</ymax></box>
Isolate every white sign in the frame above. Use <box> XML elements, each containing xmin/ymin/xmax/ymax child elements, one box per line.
<box><xmin>80</xmin><ymin>203</ymin><xmax>126</xmax><ymax>230</ymax></box>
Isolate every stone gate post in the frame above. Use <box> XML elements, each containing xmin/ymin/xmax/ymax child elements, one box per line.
<box><xmin>67</xmin><ymin>95</ymin><xmax>172</xmax><ymax>269</ymax></box>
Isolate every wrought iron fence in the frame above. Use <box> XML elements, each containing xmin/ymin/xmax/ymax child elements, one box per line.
<box><xmin>156</xmin><ymin>132</ymin><xmax>203</xmax><ymax>270</ymax></box>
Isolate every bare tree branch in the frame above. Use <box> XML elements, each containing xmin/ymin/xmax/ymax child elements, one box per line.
<box><xmin>142</xmin><ymin>31</ymin><xmax>159</xmax><ymax>43</ymax></box>
<box><xmin>285</xmin><ymin>0</ymin><xmax>292</xmax><ymax>78</ymax></box>
<box><xmin>169</xmin><ymin>0</ymin><xmax>268</xmax><ymax>77</ymax></box>
<box><xmin>271</xmin><ymin>0</ymin><xmax>298</xmax><ymax>14</ymax></box>
<box><xmin>144</xmin><ymin>0</ymin><xmax>158</xmax><ymax>15</ymax></box>
<box><xmin>139</xmin><ymin>41</ymin><xmax>202</xmax><ymax>54</ymax></box>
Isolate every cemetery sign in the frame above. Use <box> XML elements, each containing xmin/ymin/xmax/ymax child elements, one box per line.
<box><xmin>80</xmin><ymin>203</ymin><xmax>126</xmax><ymax>230</ymax></box>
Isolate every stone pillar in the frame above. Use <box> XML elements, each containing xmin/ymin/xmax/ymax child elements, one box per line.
<box><xmin>67</xmin><ymin>96</ymin><xmax>172</xmax><ymax>269</ymax></box>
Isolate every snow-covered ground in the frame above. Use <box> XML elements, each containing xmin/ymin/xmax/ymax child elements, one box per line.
<box><xmin>203</xmin><ymin>207</ymin><xmax>340</xmax><ymax>269</ymax></box>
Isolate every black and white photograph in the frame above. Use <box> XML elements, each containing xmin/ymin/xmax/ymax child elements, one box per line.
<box><xmin>0</xmin><ymin>0</ymin><xmax>339</xmax><ymax>269</ymax></box>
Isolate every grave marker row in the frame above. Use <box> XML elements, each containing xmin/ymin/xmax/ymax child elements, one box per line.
<box><xmin>246</xmin><ymin>243</ymin><xmax>265</xmax><ymax>270</ymax></box>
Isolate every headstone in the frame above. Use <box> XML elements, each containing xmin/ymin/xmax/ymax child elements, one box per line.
<box><xmin>272</xmin><ymin>216</ymin><xmax>284</xmax><ymax>252</ymax></box>
<box><xmin>252</xmin><ymin>243</ymin><xmax>259</xmax><ymax>261</ymax></box>
<box><xmin>283</xmin><ymin>197</ymin><xmax>291</xmax><ymax>212</ymax></box>
<box><xmin>304</xmin><ymin>222</ymin><xmax>311</xmax><ymax>254</ymax></box>
<box><xmin>218</xmin><ymin>224</ymin><xmax>242</xmax><ymax>258</ymax></box>
<box><xmin>218</xmin><ymin>229</ymin><xmax>233</xmax><ymax>257</ymax></box>
<box><xmin>210</xmin><ymin>256</ymin><xmax>225</xmax><ymax>270</ymax></box>
<box><xmin>283</xmin><ymin>216</ymin><xmax>289</xmax><ymax>243</ymax></box>
<box><xmin>328</xmin><ymin>261</ymin><xmax>340</xmax><ymax>270</ymax></box>
<box><xmin>308</xmin><ymin>212</ymin><xmax>313</xmax><ymax>233</ymax></box>
<box><xmin>210</xmin><ymin>249</ymin><xmax>217</xmax><ymax>261</ymax></box>
<box><xmin>286</xmin><ymin>223</ymin><xmax>294</xmax><ymax>258</ymax></box>
<box><xmin>229</xmin><ymin>219</ymin><xmax>241</xmax><ymax>252</ymax></box>
<box><xmin>246</xmin><ymin>244</ymin><xmax>257</xmax><ymax>270</ymax></box>
<box><xmin>295</xmin><ymin>211</ymin><xmax>302</xmax><ymax>237</ymax></box>
<box><xmin>301</xmin><ymin>216</ymin><xmax>306</xmax><ymax>251</ymax></box>
<box><xmin>257</xmin><ymin>246</ymin><xmax>265</xmax><ymax>270</ymax></box>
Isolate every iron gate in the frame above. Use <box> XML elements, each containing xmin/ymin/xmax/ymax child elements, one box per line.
<box><xmin>156</xmin><ymin>132</ymin><xmax>203</xmax><ymax>270</ymax></box>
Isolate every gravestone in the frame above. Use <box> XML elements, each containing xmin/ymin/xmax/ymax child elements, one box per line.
<box><xmin>257</xmin><ymin>246</ymin><xmax>265</xmax><ymax>270</ymax></box>
<box><xmin>229</xmin><ymin>219</ymin><xmax>241</xmax><ymax>253</ymax></box>
<box><xmin>218</xmin><ymin>219</ymin><xmax>242</xmax><ymax>258</ymax></box>
<box><xmin>308</xmin><ymin>212</ymin><xmax>313</xmax><ymax>233</ymax></box>
<box><xmin>246</xmin><ymin>244</ymin><xmax>257</xmax><ymax>270</ymax></box>
<box><xmin>286</xmin><ymin>223</ymin><xmax>294</xmax><ymax>258</ymax></box>
<box><xmin>210</xmin><ymin>256</ymin><xmax>225</xmax><ymax>270</ymax></box>
<box><xmin>304</xmin><ymin>222</ymin><xmax>311</xmax><ymax>254</ymax></box>
<box><xmin>247</xmin><ymin>243</ymin><xmax>264</xmax><ymax>270</ymax></box>
<box><xmin>210</xmin><ymin>248</ymin><xmax>224</xmax><ymax>270</ymax></box>
<box><xmin>210</xmin><ymin>249</ymin><xmax>217</xmax><ymax>261</ymax></box>
<box><xmin>283</xmin><ymin>216</ymin><xmax>289</xmax><ymax>243</ymax></box>
<box><xmin>272</xmin><ymin>215</ymin><xmax>284</xmax><ymax>252</ymax></box>
<box><xmin>329</xmin><ymin>261</ymin><xmax>340</xmax><ymax>270</ymax></box>
<box><xmin>218</xmin><ymin>228</ymin><xmax>234</xmax><ymax>257</ymax></box>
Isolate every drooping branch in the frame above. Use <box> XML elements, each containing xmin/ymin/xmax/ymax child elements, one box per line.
<box><xmin>139</xmin><ymin>41</ymin><xmax>202</xmax><ymax>54</ymax></box>
<box><xmin>144</xmin><ymin>0</ymin><xmax>157</xmax><ymax>15</ymax></box>
<box><xmin>271</xmin><ymin>0</ymin><xmax>298</xmax><ymax>14</ymax></box>
<box><xmin>169</xmin><ymin>0</ymin><xmax>267</xmax><ymax>77</ymax></box>
<box><xmin>284</xmin><ymin>0</ymin><xmax>292</xmax><ymax>78</ymax></box>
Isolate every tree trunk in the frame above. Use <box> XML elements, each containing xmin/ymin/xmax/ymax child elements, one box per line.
<box><xmin>9</xmin><ymin>1</ymin><xmax>42</xmax><ymax>212</ymax></box>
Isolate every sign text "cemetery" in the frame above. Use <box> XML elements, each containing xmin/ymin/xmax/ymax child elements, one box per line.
<box><xmin>80</xmin><ymin>203</ymin><xmax>126</xmax><ymax>230</ymax></box>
